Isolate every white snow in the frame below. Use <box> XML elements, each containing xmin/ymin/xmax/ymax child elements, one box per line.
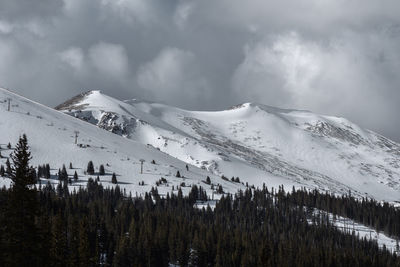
<box><xmin>57</xmin><ymin>90</ymin><xmax>400</xmax><ymax>203</ymax></box>
<box><xmin>308</xmin><ymin>209</ymin><xmax>400</xmax><ymax>254</ymax></box>
<box><xmin>0</xmin><ymin>88</ymin><xmax>243</xmax><ymax>197</ymax></box>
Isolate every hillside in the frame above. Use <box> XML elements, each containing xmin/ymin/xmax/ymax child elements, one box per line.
<box><xmin>0</xmin><ymin>88</ymin><xmax>243</xmax><ymax>197</ymax></box>
<box><xmin>56</xmin><ymin>90</ymin><xmax>400</xmax><ymax>203</ymax></box>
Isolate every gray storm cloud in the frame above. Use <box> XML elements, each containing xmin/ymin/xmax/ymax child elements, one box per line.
<box><xmin>0</xmin><ymin>0</ymin><xmax>399</xmax><ymax>141</ymax></box>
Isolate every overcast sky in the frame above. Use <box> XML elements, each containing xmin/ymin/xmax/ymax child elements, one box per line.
<box><xmin>0</xmin><ymin>0</ymin><xmax>399</xmax><ymax>141</ymax></box>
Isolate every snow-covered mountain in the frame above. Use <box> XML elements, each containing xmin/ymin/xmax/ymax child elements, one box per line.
<box><xmin>55</xmin><ymin>90</ymin><xmax>400</xmax><ymax>203</ymax></box>
<box><xmin>0</xmin><ymin>88</ymin><xmax>243</xmax><ymax>198</ymax></box>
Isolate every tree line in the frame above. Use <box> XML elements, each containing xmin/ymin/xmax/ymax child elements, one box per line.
<box><xmin>0</xmin><ymin>135</ymin><xmax>399</xmax><ymax>266</ymax></box>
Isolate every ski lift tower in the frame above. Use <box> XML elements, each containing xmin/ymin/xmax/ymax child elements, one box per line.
<box><xmin>74</xmin><ymin>131</ymin><xmax>79</xmax><ymax>144</ymax></box>
<box><xmin>139</xmin><ymin>159</ymin><xmax>145</xmax><ymax>174</ymax></box>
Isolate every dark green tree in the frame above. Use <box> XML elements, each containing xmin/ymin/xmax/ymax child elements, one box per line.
<box><xmin>45</xmin><ymin>163</ymin><xmax>51</xmax><ymax>178</ymax></box>
<box><xmin>0</xmin><ymin>165</ymin><xmax>4</xmax><ymax>177</ymax></box>
<box><xmin>50</xmin><ymin>214</ymin><xmax>67</xmax><ymax>267</ymax></box>
<box><xmin>3</xmin><ymin>134</ymin><xmax>40</xmax><ymax>266</ymax></box>
<box><xmin>78</xmin><ymin>219</ymin><xmax>91</xmax><ymax>266</ymax></box>
<box><xmin>87</xmin><ymin>161</ymin><xmax>94</xmax><ymax>175</ymax></box>
<box><xmin>111</xmin><ymin>173</ymin><xmax>117</xmax><ymax>184</ymax></box>
<box><xmin>99</xmin><ymin>164</ymin><xmax>105</xmax><ymax>175</ymax></box>
<box><xmin>5</xmin><ymin>158</ymin><xmax>11</xmax><ymax>177</ymax></box>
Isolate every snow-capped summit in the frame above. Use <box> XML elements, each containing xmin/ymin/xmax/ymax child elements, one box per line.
<box><xmin>57</xmin><ymin>90</ymin><xmax>400</xmax><ymax>203</ymax></box>
<box><xmin>0</xmin><ymin>88</ymin><xmax>242</xmax><ymax>197</ymax></box>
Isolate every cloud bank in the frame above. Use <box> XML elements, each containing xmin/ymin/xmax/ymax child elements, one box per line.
<box><xmin>0</xmin><ymin>0</ymin><xmax>400</xmax><ymax>140</ymax></box>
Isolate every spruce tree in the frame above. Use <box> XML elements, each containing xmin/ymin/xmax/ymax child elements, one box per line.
<box><xmin>5</xmin><ymin>158</ymin><xmax>11</xmax><ymax>177</ymax></box>
<box><xmin>45</xmin><ymin>163</ymin><xmax>51</xmax><ymax>178</ymax></box>
<box><xmin>3</xmin><ymin>134</ymin><xmax>40</xmax><ymax>266</ymax></box>
<box><xmin>50</xmin><ymin>214</ymin><xmax>67</xmax><ymax>266</ymax></box>
<box><xmin>0</xmin><ymin>165</ymin><xmax>4</xmax><ymax>177</ymax></box>
<box><xmin>111</xmin><ymin>173</ymin><xmax>117</xmax><ymax>184</ymax></box>
<box><xmin>78</xmin><ymin>219</ymin><xmax>91</xmax><ymax>266</ymax></box>
<box><xmin>60</xmin><ymin>164</ymin><xmax>68</xmax><ymax>182</ymax></box>
<box><xmin>87</xmin><ymin>161</ymin><xmax>95</xmax><ymax>175</ymax></box>
<box><xmin>99</xmin><ymin>164</ymin><xmax>105</xmax><ymax>175</ymax></box>
<box><xmin>37</xmin><ymin>165</ymin><xmax>42</xmax><ymax>178</ymax></box>
<box><xmin>74</xmin><ymin>171</ymin><xmax>78</xmax><ymax>181</ymax></box>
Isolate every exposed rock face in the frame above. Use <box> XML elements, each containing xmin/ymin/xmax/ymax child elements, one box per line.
<box><xmin>57</xmin><ymin>91</ymin><xmax>400</xmax><ymax>201</ymax></box>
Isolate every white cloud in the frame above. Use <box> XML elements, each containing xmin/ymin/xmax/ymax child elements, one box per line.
<box><xmin>232</xmin><ymin>33</ymin><xmax>323</xmax><ymax>107</ymax></box>
<box><xmin>137</xmin><ymin>47</ymin><xmax>208</xmax><ymax>106</ymax></box>
<box><xmin>0</xmin><ymin>20</ymin><xmax>14</xmax><ymax>34</ymax></box>
<box><xmin>0</xmin><ymin>39</ymin><xmax>17</xmax><ymax>84</ymax></box>
<box><xmin>1</xmin><ymin>0</ymin><xmax>400</xmax><ymax>140</ymax></box>
<box><xmin>100</xmin><ymin>0</ymin><xmax>157</xmax><ymax>25</ymax></box>
<box><xmin>232</xmin><ymin>30</ymin><xmax>400</xmax><ymax>136</ymax></box>
<box><xmin>88</xmin><ymin>42</ymin><xmax>129</xmax><ymax>79</ymax></box>
<box><xmin>174</xmin><ymin>1</ymin><xmax>195</xmax><ymax>29</ymax></box>
<box><xmin>59</xmin><ymin>47</ymin><xmax>84</xmax><ymax>71</ymax></box>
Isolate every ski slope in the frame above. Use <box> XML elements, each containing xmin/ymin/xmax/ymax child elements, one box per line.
<box><xmin>57</xmin><ymin>90</ymin><xmax>400</xmax><ymax>203</ymax></box>
<box><xmin>0</xmin><ymin>88</ymin><xmax>244</xmax><ymax>197</ymax></box>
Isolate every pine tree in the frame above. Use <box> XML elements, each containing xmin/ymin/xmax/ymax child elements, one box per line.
<box><xmin>0</xmin><ymin>165</ymin><xmax>4</xmax><ymax>177</ymax></box>
<box><xmin>30</xmin><ymin>168</ymin><xmax>37</xmax><ymax>184</ymax></box>
<box><xmin>111</xmin><ymin>173</ymin><xmax>117</xmax><ymax>184</ymax></box>
<box><xmin>87</xmin><ymin>161</ymin><xmax>95</xmax><ymax>175</ymax></box>
<box><xmin>3</xmin><ymin>134</ymin><xmax>40</xmax><ymax>266</ymax></box>
<box><xmin>60</xmin><ymin>164</ymin><xmax>68</xmax><ymax>182</ymax></box>
<box><xmin>45</xmin><ymin>163</ymin><xmax>51</xmax><ymax>178</ymax></box>
<box><xmin>176</xmin><ymin>171</ymin><xmax>181</xmax><ymax>178</ymax></box>
<box><xmin>50</xmin><ymin>214</ymin><xmax>67</xmax><ymax>266</ymax></box>
<box><xmin>78</xmin><ymin>219</ymin><xmax>91</xmax><ymax>266</ymax></box>
<box><xmin>37</xmin><ymin>165</ymin><xmax>43</xmax><ymax>178</ymax></box>
<box><xmin>5</xmin><ymin>158</ymin><xmax>11</xmax><ymax>177</ymax></box>
<box><xmin>99</xmin><ymin>164</ymin><xmax>105</xmax><ymax>175</ymax></box>
<box><xmin>217</xmin><ymin>185</ymin><xmax>224</xmax><ymax>194</ymax></box>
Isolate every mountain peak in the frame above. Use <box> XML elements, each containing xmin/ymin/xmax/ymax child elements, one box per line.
<box><xmin>55</xmin><ymin>90</ymin><xmax>93</xmax><ymax>110</ymax></box>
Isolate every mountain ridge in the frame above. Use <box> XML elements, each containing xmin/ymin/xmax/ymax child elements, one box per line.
<box><xmin>56</xmin><ymin>90</ymin><xmax>400</xmax><ymax>202</ymax></box>
<box><xmin>0</xmin><ymin>87</ymin><xmax>242</xmax><ymax>199</ymax></box>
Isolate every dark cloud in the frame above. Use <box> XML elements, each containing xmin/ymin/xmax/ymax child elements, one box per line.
<box><xmin>0</xmin><ymin>0</ymin><xmax>64</xmax><ymax>21</ymax></box>
<box><xmin>0</xmin><ymin>0</ymin><xmax>399</xmax><ymax>141</ymax></box>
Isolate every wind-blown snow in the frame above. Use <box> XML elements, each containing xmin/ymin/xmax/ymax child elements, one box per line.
<box><xmin>0</xmin><ymin>88</ymin><xmax>243</xmax><ymax>197</ymax></box>
<box><xmin>57</xmin><ymin>90</ymin><xmax>400</xmax><ymax>203</ymax></box>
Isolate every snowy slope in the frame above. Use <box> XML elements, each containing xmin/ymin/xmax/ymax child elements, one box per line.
<box><xmin>56</xmin><ymin>91</ymin><xmax>400</xmax><ymax>203</ymax></box>
<box><xmin>307</xmin><ymin>209</ymin><xmax>399</xmax><ymax>253</ymax></box>
<box><xmin>0</xmin><ymin>88</ymin><xmax>244</xmax><ymax>197</ymax></box>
